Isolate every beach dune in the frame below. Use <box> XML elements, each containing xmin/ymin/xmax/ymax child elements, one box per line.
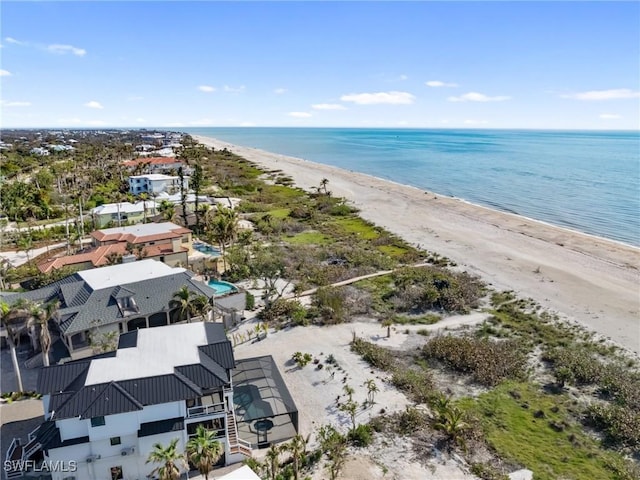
<box><xmin>194</xmin><ymin>135</ymin><xmax>640</xmax><ymax>355</ymax></box>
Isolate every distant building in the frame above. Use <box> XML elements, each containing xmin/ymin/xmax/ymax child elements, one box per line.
<box><xmin>30</xmin><ymin>147</ymin><xmax>50</xmax><ymax>156</ymax></box>
<box><xmin>1</xmin><ymin>260</ymin><xmax>245</xmax><ymax>360</ymax></box>
<box><xmin>123</xmin><ymin>157</ymin><xmax>184</xmax><ymax>175</ymax></box>
<box><xmin>90</xmin><ymin>201</ymin><xmax>158</xmax><ymax>228</ymax></box>
<box><xmin>37</xmin><ymin>223</ymin><xmax>193</xmax><ymax>273</ymax></box>
<box><xmin>128</xmin><ymin>174</ymin><xmax>189</xmax><ymax>196</ymax></box>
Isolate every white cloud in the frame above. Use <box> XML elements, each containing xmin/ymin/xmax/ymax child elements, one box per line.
<box><xmin>197</xmin><ymin>85</ymin><xmax>216</xmax><ymax>93</ymax></box>
<box><xmin>426</xmin><ymin>80</ymin><xmax>459</xmax><ymax>88</ymax></box>
<box><xmin>288</xmin><ymin>112</ymin><xmax>312</xmax><ymax>118</ymax></box>
<box><xmin>224</xmin><ymin>85</ymin><xmax>245</xmax><ymax>93</ymax></box>
<box><xmin>311</xmin><ymin>103</ymin><xmax>347</xmax><ymax>110</ymax></box>
<box><xmin>274</xmin><ymin>88</ymin><xmax>287</xmax><ymax>94</ymax></box>
<box><xmin>47</xmin><ymin>44</ymin><xmax>86</xmax><ymax>56</ymax></box>
<box><xmin>340</xmin><ymin>91</ymin><xmax>415</xmax><ymax>105</ymax></box>
<box><xmin>448</xmin><ymin>92</ymin><xmax>511</xmax><ymax>102</ymax></box>
<box><xmin>84</xmin><ymin>101</ymin><xmax>104</xmax><ymax>109</ymax></box>
<box><xmin>464</xmin><ymin>119</ymin><xmax>489</xmax><ymax>125</ymax></box>
<box><xmin>600</xmin><ymin>113</ymin><xmax>622</xmax><ymax>119</ymax></box>
<box><xmin>0</xmin><ymin>69</ymin><xmax>11</xmax><ymax>76</ymax></box>
<box><xmin>5</xmin><ymin>37</ymin><xmax>24</xmax><ymax>45</ymax></box>
<box><xmin>561</xmin><ymin>89</ymin><xmax>640</xmax><ymax>101</ymax></box>
<box><xmin>1</xmin><ymin>101</ymin><xmax>31</xmax><ymax>107</ymax></box>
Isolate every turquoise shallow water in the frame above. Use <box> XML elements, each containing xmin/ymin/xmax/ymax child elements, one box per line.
<box><xmin>185</xmin><ymin>128</ymin><xmax>640</xmax><ymax>247</ymax></box>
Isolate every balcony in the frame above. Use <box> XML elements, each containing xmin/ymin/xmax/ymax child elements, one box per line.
<box><xmin>186</xmin><ymin>401</ymin><xmax>225</xmax><ymax>418</ymax></box>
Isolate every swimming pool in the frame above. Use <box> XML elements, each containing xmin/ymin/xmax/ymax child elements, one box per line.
<box><xmin>208</xmin><ymin>280</ymin><xmax>238</xmax><ymax>296</ymax></box>
<box><xmin>193</xmin><ymin>242</ymin><xmax>221</xmax><ymax>256</ymax></box>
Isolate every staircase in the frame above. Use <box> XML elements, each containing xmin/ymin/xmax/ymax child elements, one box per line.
<box><xmin>4</xmin><ymin>426</ymin><xmax>43</xmax><ymax>479</ymax></box>
<box><xmin>226</xmin><ymin>410</ymin><xmax>251</xmax><ymax>457</ymax></box>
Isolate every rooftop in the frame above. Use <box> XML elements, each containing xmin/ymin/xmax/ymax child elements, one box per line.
<box><xmin>130</xmin><ymin>173</ymin><xmax>179</xmax><ymax>180</ymax></box>
<box><xmin>85</xmin><ymin>322</ymin><xmax>214</xmax><ymax>385</ymax></box>
<box><xmin>91</xmin><ymin>201</ymin><xmax>158</xmax><ymax>215</ymax></box>
<box><xmin>77</xmin><ymin>258</ymin><xmax>182</xmax><ymax>290</ymax></box>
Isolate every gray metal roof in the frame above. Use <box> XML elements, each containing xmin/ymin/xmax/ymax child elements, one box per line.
<box><xmin>2</xmin><ymin>263</ymin><xmax>221</xmax><ymax>336</ymax></box>
<box><xmin>38</xmin><ymin>323</ymin><xmax>234</xmax><ymax>420</ymax></box>
<box><xmin>36</xmin><ymin>421</ymin><xmax>89</xmax><ymax>451</ymax></box>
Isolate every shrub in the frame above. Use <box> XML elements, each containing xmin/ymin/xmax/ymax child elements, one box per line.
<box><xmin>470</xmin><ymin>463</ymin><xmax>509</xmax><ymax>480</ymax></box>
<box><xmin>292</xmin><ymin>352</ymin><xmax>313</xmax><ymax>368</ymax></box>
<box><xmin>348</xmin><ymin>424</ymin><xmax>373</xmax><ymax>447</ymax></box>
<box><xmin>245</xmin><ymin>291</ymin><xmax>255</xmax><ymax>310</ymax></box>
<box><xmin>313</xmin><ymin>286</ymin><xmax>348</xmax><ymax>324</ymax></box>
<box><xmin>585</xmin><ymin>403</ymin><xmax>640</xmax><ymax>449</ymax></box>
<box><xmin>350</xmin><ymin>338</ymin><xmax>394</xmax><ymax>371</ymax></box>
<box><xmin>391</xmin><ymin>368</ymin><xmax>434</xmax><ymax>403</ymax></box>
<box><xmin>423</xmin><ymin>335</ymin><xmax>528</xmax><ymax>386</ymax></box>
<box><xmin>396</xmin><ymin>406</ymin><xmax>428</xmax><ymax>434</ymax></box>
<box><xmin>259</xmin><ymin>298</ymin><xmax>307</xmax><ymax>326</ymax></box>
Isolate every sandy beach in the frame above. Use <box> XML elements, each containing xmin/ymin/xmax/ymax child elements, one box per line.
<box><xmin>194</xmin><ymin>135</ymin><xmax>640</xmax><ymax>355</ymax></box>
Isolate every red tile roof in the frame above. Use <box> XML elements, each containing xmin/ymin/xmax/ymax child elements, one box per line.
<box><xmin>123</xmin><ymin>157</ymin><xmax>183</xmax><ymax>167</ymax></box>
<box><xmin>37</xmin><ymin>243</ymin><xmax>188</xmax><ymax>273</ymax></box>
<box><xmin>91</xmin><ymin>225</ymin><xmax>191</xmax><ymax>244</ymax></box>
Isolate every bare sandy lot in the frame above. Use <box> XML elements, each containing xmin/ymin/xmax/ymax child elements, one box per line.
<box><xmin>195</xmin><ymin>135</ymin><xmax>640</xmax><ymax>355</ymax></box>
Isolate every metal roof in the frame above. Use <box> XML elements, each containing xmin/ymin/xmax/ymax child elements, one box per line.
<box><xmin>37</xmin><ymin>323</ymin><xmax>234</xmax><ymax>419</ymax></box>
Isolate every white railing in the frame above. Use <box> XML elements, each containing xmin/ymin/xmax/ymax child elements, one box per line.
<box><xmin>5</xmin><ymin>438</ymin><xmax>20</xmax><ymax>464</ymax></box>
<box><xmin>27</xmin><ymin>426</ymin><xmax>39</xmax><ymax>442</ymax></box>
<box><xmin>187</xmin><ymin>402</ymin><xmax>225</xmax><ymax>417</ymax></box>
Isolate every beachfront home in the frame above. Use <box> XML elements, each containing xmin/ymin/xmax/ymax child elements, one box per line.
<box><xmin>1</xmin><ymin>260</ymin><xmax>245</xmax><ymax>360</ymax></box>
<box><xmin>91</xmin><ymin>222</ymin><xmax>193</xmax><ymax>257</ymax></box>
<box><xmin>90</xmin><ymin>201</ymin><xmax>158</xmax><ymax>228</ymax></box>
<box><xmin>4</xmin><ymin>323</ymin><xmax>299</xmax><ymax>480</ymax></box>
<box><xmin>11</xmin><ymin>323</ymin><xmax>249</xmax><ymax>480</ymax></box>
<box><xmin>122</xmin><ymin>157</ymin><xmax>185</xmax><ymax>175</ymax></box>
<box><xmin>128</xmin><ymin>174</ymin><xmax>189</xmax><ymax>196</ymax></box>
<box><xmin>37</xmin><ymin>222</ymin><xmax>192</xmax><ymax>273</ymax></box>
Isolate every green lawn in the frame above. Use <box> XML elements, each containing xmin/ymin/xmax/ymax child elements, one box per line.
<box><xmin>458</xmin><ymin>382</ymin><xmax>631</xmax><ymax>480</ymax></box>
<box><xmin>332</xmin><ymin>217</ymin><xmax>380</xmax><ymax>239</ymax></box>
<box><xmin>266</xmin><ymin>208</ymin><xmax>291</xmax><ymax>219</ymax></box>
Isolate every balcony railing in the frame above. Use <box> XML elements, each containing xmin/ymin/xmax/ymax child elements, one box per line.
<box><xmin>187</xmin><ymin>402</ymin><xmax>225</xmax><ymax>418</ymax></box>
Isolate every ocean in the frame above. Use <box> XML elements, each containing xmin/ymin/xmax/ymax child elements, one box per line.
<box><xmin>184</xmin><ymin>128</ymin><xmax>640</xmax><ymax>247</ymax></box>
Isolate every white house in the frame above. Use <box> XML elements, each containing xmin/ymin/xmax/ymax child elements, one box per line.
<box><xmin>128</xmin><ymin>174</ymin><xmax>189</xmax><ymax>196</ymax></box>
<box><xmin>6</xmin><ymin>323</ymin><xmax>252</xmax><ymax>480</ymax></box>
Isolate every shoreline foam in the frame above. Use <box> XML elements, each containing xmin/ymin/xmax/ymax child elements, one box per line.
<box><xmin>193</xmin><ymin>134</ymin><xmax>640</xmax><ymax>355</ymax></box>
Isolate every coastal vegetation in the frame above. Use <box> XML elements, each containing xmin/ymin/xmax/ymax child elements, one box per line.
<box><xmin>1</xmin><ymin>130</ymin><xmax>637</xmax><ymax>479</ymax></box>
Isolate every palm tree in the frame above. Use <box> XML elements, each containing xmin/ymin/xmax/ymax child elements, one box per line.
<box><xmin>381</xmin><ymin>318</ymin><xmax>393</xmax><ymax>338</ymax></box>
<box><xmin>138</xmin><ymin>192</ymin><xmax>150</xmax><ymax>223</ymax></box>
<box><xmin>186</xmin><ymin>425</ymin><xmax>223</xmax><ymax>480</ymax></box>
<box><xmin>265</xmin><ymin>444</ymin><xmax>281</xmax><ymax>480</ymax></box>
<box><xmin>205</xmin><ymin>206</ymin><xmax>238</xmax><ymax>271</ymax></box>
<box><xmin>320</xmin><ymin>178</ymin><xmax>329</xmax><ymax>195</ymax></box>
<box><xmin>284</xmin><ymin>434</ymin><xmax>308</xmax><ymax>480</ymax></box>
<box><xmin>146</xmin><ymin>438</ymin><xmax>187</xmax><ymax>480</ymax></box>
<box><xmin>433</xmin><ymin>405</ymin><xmax>469</xmax><ymax>449</ymax></box>
<box><xmin>192</xmin><ymin>295</ymin><xmax>212</xmax><ymax>322</ymax></box>
<box><xmin>1</xmin><ymin>299</ymin><xmax>32</xmax><ymax>392</ymax></box>
<box><xmin>28</xmin><ymin>301</ymin><xmax>58</xmax><ymax>367</ymax></box>
<box><xmin>16</xmin><ymin>234</ymin><xmax>33</xmax><ymax>264</ymax></box>
<box><xmin>169</xmin><ymin>286</ymin><xmax>199</xmax><ymax>324</ymax></box>
<box><xmin>159</xmin><ymin>200</ymin><xmax>176</xmax><ymax>222</ymax></box>
<box><xmin>364</xmin><ymin>379</ymin><xmax>379</xmax><ymax>405</ymax></box>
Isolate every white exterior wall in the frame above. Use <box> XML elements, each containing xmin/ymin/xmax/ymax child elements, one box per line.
<box><xmin>57</xmin><ymin>418</ymin><xmax>89</xmax><ymax>441</ymax></box>
<box><xmin>88</xmin><ymin>411</ymin><xmax>139</xmax><ymax>442</ymax></box>
<box><xmin>138</xmin><ymin>400</ymin><xmax>185</xmax><ymax>423</ymax></box>
<box><xmin>48</xmin><ymin>401</ymin><xmax>189</xmax><ymax>480</ymax></box>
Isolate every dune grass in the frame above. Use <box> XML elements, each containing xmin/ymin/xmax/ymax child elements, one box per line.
<box><xmin>458</xmin><ymin>382</ymin><xmax>633</xmax><ymax>480</ymax></box>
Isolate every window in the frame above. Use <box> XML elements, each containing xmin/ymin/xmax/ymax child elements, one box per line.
<box><xmin>90</xmin><ymin>416</ymin><xmax>105</xmax><ymax>427</ymax></box>
<box><xmin>110</xmin><ymin>466</ymin><xmax>123</xmax><ymax>480</ymax></box>
<box><xmin>110</xmin><ymin>436</ymin><xmax>121</xmax><ymax>446</ymax></box>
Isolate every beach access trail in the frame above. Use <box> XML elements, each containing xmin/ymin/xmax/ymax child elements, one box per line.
<box><xmin>195</xmin><ymin>135</ymin><xmax>640</xmax><ymax>355</ymax></box>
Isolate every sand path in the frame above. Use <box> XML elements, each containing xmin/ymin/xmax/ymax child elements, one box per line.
<box><xmin>195</xmin><ymin>135</ymin><xmax>640</xmax><ymax>355</ymax></box>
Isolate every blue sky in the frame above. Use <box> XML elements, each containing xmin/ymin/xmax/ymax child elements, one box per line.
<box><xmin>1</xmin><ymin>1</ymin><xmax>639</xmax><ymax>129</ymax></box>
